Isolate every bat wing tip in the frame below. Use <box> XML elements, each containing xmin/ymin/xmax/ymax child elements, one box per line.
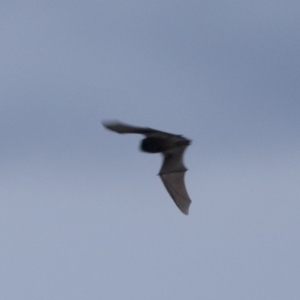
<box><xmin>178</xmin><ymin>203</ymin><xmax>190</xmax><ymax>215</ymax></box>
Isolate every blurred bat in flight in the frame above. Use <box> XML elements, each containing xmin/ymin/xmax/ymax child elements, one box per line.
<box><xmin>102</xmin><ymin>121</ymin><xmax>192</xmax><ymax>215</ymax></box>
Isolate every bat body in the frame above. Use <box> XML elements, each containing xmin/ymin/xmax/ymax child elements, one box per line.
<box><xmin>102</xmin><ymin>121</ymin><xmax>192</xmax><ymax>215</ymax></box>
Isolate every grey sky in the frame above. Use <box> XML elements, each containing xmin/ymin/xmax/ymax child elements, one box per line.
<box><xmin>1</xmin><ymin>1</ymin><xmax>300</xmax><ymax>299</ymax></box>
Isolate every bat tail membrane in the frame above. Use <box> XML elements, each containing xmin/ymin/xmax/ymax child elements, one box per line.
<box><xmin>159</xmin><ymin>172</ymin><xmax>191</xmax><ymax>215</ymax></box>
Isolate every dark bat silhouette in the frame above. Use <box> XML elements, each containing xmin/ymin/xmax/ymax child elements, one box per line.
<box><xmin>102</xmin><ymin>121</ymin><xmax>192</xmax><ymax>215</ymax></box>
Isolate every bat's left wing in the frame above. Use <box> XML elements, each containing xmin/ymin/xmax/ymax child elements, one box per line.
<box><xmin>102</xmin><ymin>121</ymin><xmax>174</xmax><ymax>138</ymax></box>
<box><xmin>159</xmin><ymin>145</ymin><xmax>191</xmax><ymax>215</ymax></box>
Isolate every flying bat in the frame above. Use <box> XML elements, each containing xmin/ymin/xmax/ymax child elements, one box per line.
<box><xmin>102</xmin><ymin>121</ymin><xmax>192</xmax><ymax>215</ymax></box>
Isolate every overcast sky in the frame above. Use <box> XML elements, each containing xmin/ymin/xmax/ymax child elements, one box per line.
<box><xmin>1</xmin><ymin>1</ymin><xmax>300</xmax><ymax>299</ymax></box>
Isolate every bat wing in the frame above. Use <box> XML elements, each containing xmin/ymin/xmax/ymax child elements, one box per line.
<box><xmin>159</xmin><ymin>145</ymin><xmax>191</xmax><ymax>215</ymax></box>
<box><xmin>102</xmin><ymin>121</ymin><xmax>175</xmax><ymax>138</ymax></box>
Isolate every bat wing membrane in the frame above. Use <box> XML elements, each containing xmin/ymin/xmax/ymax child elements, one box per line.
<box><xmin>159</xmin><ymin>172</ymin><xmax>191</xmax><ymax>215</ymax></box>
<box><xmin>159</xmin><ymin>146</ymin><xmax>191</xmax><ymax>215</ymax></box>
<box><xmin>102</xmin><ymin>121</ymin><xmax>175</xmax><ymax>138</ymax></box>
<box><xmin>102</xmin><ymin>121</ymin><xmax>149</xmax><ymax>134</ymax></box>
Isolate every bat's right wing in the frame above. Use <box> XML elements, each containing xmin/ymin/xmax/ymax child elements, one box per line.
<box><xmin>159</xmin><ymin>146</ymin><xmax>192</xmax><ymax>215</ymax></box>
<box><xmin>160</xmin><ymin>172</ymin><xmax>191</xmax><ymax>215</ymax></box>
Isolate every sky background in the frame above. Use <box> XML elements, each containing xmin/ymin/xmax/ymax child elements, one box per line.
<box><xmin>1</xmin><ymin>1</ymin><xmax>300</xmax><ymax>299</ymax></box>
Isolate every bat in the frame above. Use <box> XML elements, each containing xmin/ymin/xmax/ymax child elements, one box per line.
<box><xmin>102</xmin><ymin>121</ymin><xmax>192</xmax><ymax>215</ymax></box>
